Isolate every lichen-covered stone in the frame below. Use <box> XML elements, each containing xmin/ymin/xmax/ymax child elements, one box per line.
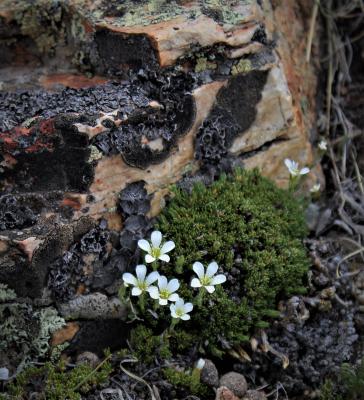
<box><xmin>58</xmin><ymin>292</ymin><xmax>127</xmax><ymax>320</ymax></box>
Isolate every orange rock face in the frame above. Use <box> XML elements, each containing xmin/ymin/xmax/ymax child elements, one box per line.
<box><xmin>0</xmin><ymin>0</ymin><xmax>320</xmax><ymax>298</ymax></box>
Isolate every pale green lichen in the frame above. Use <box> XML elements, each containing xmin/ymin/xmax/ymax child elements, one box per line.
<box><xmin>95</xmin><ymin>0</ymin><xmax>251</xmax><ymax>28</ymax></box>
<box><xmin>0</xmin><ymin>286</ymin><xmax>66</xmax><ymax>371</ymax></box>
<box><xmin>33</xmin><ymin>308</ymin><xmax>66</xmax><ymax>357</ymax></box>
<box><xmin>13</xmin><ymin>0</ymin><xmax>65</xmax><ymax>55</ymax></box>
<box><xmin>88</xmin><ymin>145</ymin><xmax>103</xmax><ymax>162</ymax></box>
<box><xmin>231</xmin><ymin>59</ymin><xmax>252</xmax><ymax>75</ymax></box>
<box><xmin>195</xmin><ymin>57</ymin><xmax>217</xmax><ymax>73</ymax></box>
<box><xmin>0</xmin><ymin>284</ymin><xmax>16</xmax><ymax>303</ymax></box>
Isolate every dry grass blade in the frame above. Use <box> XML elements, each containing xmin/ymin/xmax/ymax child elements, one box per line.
<box><xmin>119</xmin><ymin>358</ymin><xmax>157</xmax><ymax>400</ymax></box>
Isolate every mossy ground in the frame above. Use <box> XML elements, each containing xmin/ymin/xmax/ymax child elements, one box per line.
<box><xmin>4</xmin><ymin>354</ymin><xmax>112</xmax><ymax>400</ymax></box>
<box><xmin>130</xmin><ymin>169</ymin><xmax>310</xmax><ymax>356</ymax></box>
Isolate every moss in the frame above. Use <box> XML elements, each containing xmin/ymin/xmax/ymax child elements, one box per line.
<box><xmin>163</xmin><ymin>367</ymin><xmax>212</xmax><ymax>398</ymax></box>
<box><xmin>156</xmin><ymin>169</ymin><xmax>309</xmax><ymax>350</ymax></box>
<box><xmin>130</xmin><ymin>325</ymin><xmax>171</xmax><ymax>364</ymax></box>
<box><xmin>7</xmin><ymin>355</ymin><xmax>113</xmax><ymax>400</ymax></box>
<box><xmin>340</xmin><ymin>359</ymin><xmax>364</xmax><ymax>399</ymax></box>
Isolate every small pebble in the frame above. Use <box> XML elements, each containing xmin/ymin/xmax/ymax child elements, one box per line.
<box><xmin>219</xmin><ymin>372</ymin><xmax>248</xmax><ymax>398</ymax></box>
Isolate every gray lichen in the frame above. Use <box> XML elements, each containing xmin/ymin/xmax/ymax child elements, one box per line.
<box><xmin>0</xmin><ymin>285</ymin><xmax>66</xmax><ymax>372</ymax></box>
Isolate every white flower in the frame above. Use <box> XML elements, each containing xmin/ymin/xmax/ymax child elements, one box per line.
<box><xmin>148</xmin><ymin>275</ymin><xmax>180</xmax><ymax>305</ymax></box>
<box><xmin>318</xmin><ymin>139</ymin><xmax>327</xmax><ymax>151</ymax></box>
<box><xmin>195</xmin><ymin>359</ymin><xmax>206</xmax><ymax>370</ymax></box>
<box><xmin>191</xmin><ymin>261</ymin><xmax>226</xmax><ymax>293</ymax></box>
<box><xmin>310</xmin><ymin>183</ymin><xmax>321</xmax><ymax>193</ymax></box>
<box><xmin>122</xmin><ymin>265</ymin><xmax>159</xmax><ymax>296</ymax></box>
<box><xmin>138</xmin><ymin>231</ymin><xmax>175</xmax><ymax>263</ymax></box>
<box><xmin>170</xmin><ymin>298</ymin><xmax>193</xmax><ymax>320</ymax></box>
<box><xmin>284</xmin><ymin>159</ymin><xmax>310</xmax><ymax>177</ymax></box>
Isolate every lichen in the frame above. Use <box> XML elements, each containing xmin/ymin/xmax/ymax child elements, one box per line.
<box><xmin>195</xmin><ymin>57</ymin><xmax>217</xmax><ymax>73</ymax></box>
<box><xmin>0</xmin><ymin>284</ymin><xmax>16</xmax><ymax>303</ymax></box>
<box><xmin>0</xmin><ymin>287</ymin><xmax>66</xmax><ymax>372</ymax></box>
<box><xmin>32</xmin><ymin>308</ymin><xmax>66</xmax><ymax>357</ymax></box>
<box><xmin>13</xmin><ymin>0</ymin><xmax>65</xmax><ymax>55</ymax></box>
<box><xmin>231</xmin><ymin>59</ymin><xmax>252</xmax><ymax>75</ymax></box>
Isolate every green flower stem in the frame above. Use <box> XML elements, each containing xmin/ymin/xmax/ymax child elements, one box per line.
<box><xmin>169</xmin><ymin>318</ymin><xmax>179</xmax><ymax>332</ymax></box>
<box><xmin>152</xmin><ymin>260</ymin><xmax>158</xmax><ymax>271</ymax></box>
<box><xmin>289</xmin><ymin>176</ymin><xmax>299</xmax><ymax>192</ymax></box>
<box><xmin>138</xmin><ymin>293</ymin><xmax>146</xmax><ymax>313</ymax></box>
<box><xmin>195</xmin><ymin>289</ymin><xmax>205</xmax><ymax>307</ymax></box>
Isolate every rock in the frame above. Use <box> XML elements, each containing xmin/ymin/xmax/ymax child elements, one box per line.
<box><xmin>216</xmin><ymin>387</ymin><xmax>240</xmax><ymax>400</ymax></box>
<box><xmin>219</xmin><ymin>372</ymin><xmax>248</xmax><ymax>398</ymax></box>
<box><xmin>76</xmin><ymin>351</ymin><xmax>100</xmax><ymax>368</ymax></box>
<box><xmin>58</xmin><ymin>293</ymin><xmax>127</xmax><ymax>320</ymax></box>
<box><xmin>243</xmin><ymin>390</ymin><xmax>267</xmax><ymax>400</ymax></box>
<box><xmin>66</xmin><ymin>320</ymin><xmax>127</xmax><ymax>355</ymax></box>
<box><xmin>0</xmin><ymin>0</ymin><xmax>322</xmax><ymax>365</ymax></box>
<box><xmin>51</xmin><ymin>322</ymin><xmax>80</xmax><ymax>346</ymax></box>
<box><xmin>200</xmin><ymin>359</ymin><xmax>219</xmax><ymax>388</ymax></box>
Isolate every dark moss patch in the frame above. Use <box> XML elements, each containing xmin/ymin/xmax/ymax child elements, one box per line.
<box><xmin>5</xmin><ymin>356</ymin><xmax>113</xmax><ymax>400</ymax></box>
<box><xmin>156</xmin><ymin>169</ymin><xmax>309</xmax><ymax>350</ymax></box>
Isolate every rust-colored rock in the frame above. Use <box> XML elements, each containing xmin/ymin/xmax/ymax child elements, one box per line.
<box><xmin>52</xmin><ymin>322</ymin><xmax>80</xmax><ymax>346</ymax></box>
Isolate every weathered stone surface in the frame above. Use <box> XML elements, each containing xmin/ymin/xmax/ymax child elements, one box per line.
<box><xmin>201</xmin><ymin>359</ymin><xmax>219</xmax><ymax>388</ymax></box>
<box><xmin>58</xmin><ymin>292</ymin><xmax>127</xmax><ymax>320</ymax></box>
<box><xmin>219</xmin><ymin>372</ymin><xmax>248</xmax><ymax>398</ymax></box>
<box><xmin>242</xmin><ymin>390</ymin><xmax>267</xmax><ymax>400</ymax></box>
<box><xmin>76</xmin><ymin>351</ymin><xmax>100</xmax><ymax>368</ymax></box>
<box><xmin>216</xmin><ymin>387</ymin><xmax>241</xmax><ymax>400</ymax></box>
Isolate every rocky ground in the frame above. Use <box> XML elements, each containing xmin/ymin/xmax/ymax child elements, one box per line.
<box><xmin>0</xmin><ymin>1</ymin><xmax>363</xmax><ymax>399</ymax></box>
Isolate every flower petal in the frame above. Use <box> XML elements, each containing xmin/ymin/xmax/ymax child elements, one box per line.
<box><xmin>168</xmin><ymin>293</ymin><xmax>179</xmax><ymax>302</ymax></box>
<box><xmin>145</xmin><ymin>254</ymin><xmax>155</xmax><ymax>263</ymax></box>
<box><xmin>151</xmin><ymin>231</ymin><xmax>162</xmax><ymax>248</ymax></box>
<box><xmin>160</xmin><ymin>241</ymin><xmax>175</xmax><ymax>254</ymax></box>
<box><xmin>191</xmin><ymin>278</ymin><xmax>202</xmax><ymax>288</ymax></box>
<box><xmin>147</xmin><ymin>286</ymin><xmax>159</xmax><ymax>299</ymax></box>
<box><xmin>167</xmin><ymin>278</ymin><xmax>180</xmax><ymax>293</ymax></box>
<box><xmin>135</xmin><ymin>265</ymin><xmax>147</xmax><ymax>281</ymax></box>
<box><xmin>181</xmin><ymin>314</ymin><xmax>190</xmax><ymax>321</ymax></box>
<box><xmin>158</xmin><ymin>275</ymin><xmax>168</xmax><ymax>289</ymax></box>
<box><xmin>205</xmin><ymin>285</ymin><xmax>215</xmax><ymax>293</ymax></box>
<box><xmin>174</xmin><ymin>298</ymin><xmax>184</xmax><ymax>308</ymax></box>
<box><xmin>138</xmin><ymin>239</ymin><xmax>151</xmax><ymax>253</ymax></box>
<box><xmin>158</xmin><ymin>254</ymin><xmax>170</xmax><ymax>263</ymax></box>
<box><xmin>159</xmin><ymin>298</ymin><xmax>168</xmax><ymax>306</ymax></box>
<box><xmin>210</xmin><ymin>274</ymin><xmax>226</xmax><ymax>285</ymax></box>
<box><xmin>284</xmin><ymin>158</ymin><xmax>293</xmax><ymax>170</ymax></box>
<box><xmin>300</xmin><ymin>167</ymin><xmax>310</xmax><ymax>175</ymax></box>
<box><xmin>206</xmin><ymin>261</ymin><xmax>218</xmax><ymax>277</ymax></box>
<box><xmin>131</xmin><ymin>287</ymin><xmax>142</xmax><ymax>296</ymax></box>
<box><xmin>170</xmin><ymin>306</ymin><xmax>178</xmax><ymax>318</ymax></box>
<box><xmin>184</xmin><ymin>302</ymin><xmax>193</xmax><ymax>313</ymax></box>
<box><xmin>122</xmin><ymin>273</ymin><xmax>137</xmax><ymax>286</ymax></box>
<box><xmin>193</xmin><ymin>262</ymin><xmax>205</xmax><ymax>279</ymax></box>
<box><xmin>146</xmin><ymin>271</ymin><xmax>159</xmax><ymax>285</ymax></box>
